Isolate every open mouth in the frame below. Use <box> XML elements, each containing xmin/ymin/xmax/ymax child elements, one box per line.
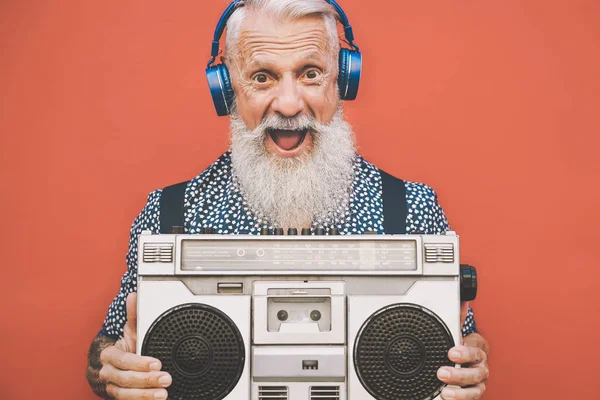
<box><xmin>268</xmin><ymin>129</ymin><xmax>308</xmax><ymax>151</ymax></box>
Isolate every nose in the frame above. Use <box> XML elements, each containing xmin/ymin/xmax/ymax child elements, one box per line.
<box><xmin>271</xmin><ymin>74</ymin><xmax>304</xmax><ymax>117</ymax></box>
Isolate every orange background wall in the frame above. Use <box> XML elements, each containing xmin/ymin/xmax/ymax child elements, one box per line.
<box><xmin>1</xmin><ymin>1</ymin><xmax>599</xmax><ymax>399</ymax></box>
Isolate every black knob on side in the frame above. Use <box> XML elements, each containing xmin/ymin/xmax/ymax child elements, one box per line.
<box><xmin>301</xmin><ymin>228</ymin><xmax>312</xmax><ymax>235</ymax></box>
<box><xmin>287</xmin><ymin>228</ymin><xmax>298</xmax><ymax>235</ymax></box>
<box><xmin>260</xmin><ymin>227</ymin><xmax>272</xmax><ymax>235</ymax></box>
<box><xmin>328</xmin><ymin>227</ymin><xmax>340</xmax><ymax>235</ymax></box>
<box><xmin>315</xmin><ymin>227</ymin><xmax>326</xmax><ymax>235</ymax></box>
<box><xmin>460</xmin><ymin>264</ymin><xmax>478</xmax><ymax>301</ymax></box>
<box><xmin>273</xmin><ymin>227</ymin><xmax>284</xmax><ymax>235</ymax></box>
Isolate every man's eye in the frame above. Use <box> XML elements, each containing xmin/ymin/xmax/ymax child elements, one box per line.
<box><xmin>253</xmin><ymin>73</ymin><xmax>269</xmax><ymax>83</ymax></box>
<box><xmin>305</xmin><ymin>70</ymin><xmax>320</xmax><ymax>79</ymax></box>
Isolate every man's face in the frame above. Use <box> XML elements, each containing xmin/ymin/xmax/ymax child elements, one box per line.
<box><xmin>229</xmin><ymin>12</ymin><xmax>339</xmax><ymax>160</ymax></box>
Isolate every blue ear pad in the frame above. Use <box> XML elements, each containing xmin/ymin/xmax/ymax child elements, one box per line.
<box><xmin>206</xmin><ymin>64</ymin><xmax>234</xmax><ymax>116</ymax></box>
<box><xmin>338</xmin><ymin>48</ymin><xmax>362</xmax><ymax>101</ymax></box>
<box><xmin>338</xmin><ymin>48</ymin><xmax>349</xmax><ymax>98</ymax></box>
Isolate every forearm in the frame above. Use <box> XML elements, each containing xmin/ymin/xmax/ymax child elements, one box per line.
<box><xmin>86</xmin><ymin>335</ymin><xmax>117</xmax><ymax>399</ymax></box>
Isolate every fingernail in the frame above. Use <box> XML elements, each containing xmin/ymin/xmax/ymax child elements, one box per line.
<box><xmin>450</xmin><ymin>350</ymin><xmax>461</xmax><ymax>360</ymax></box>
<box><xmin>442</xmin><ymin>388</ymin><xmax>456</xmax><ymax>399</ymax></box>
<box><xmin>154</xmin><ymin>390</ymin><xmax>168</xmax><ymax>400</ymax></box>
<box><xmin>438</xmin><ymin>369</ymin><xmax>451</xmax><ymax>379</ymax></box>
<box><xmin>158</xmin><ymin>375</ymin><xmax>172</xmax><ymax>386</ymax></box>
<box><xmin>149</xmin><ymin>362</ymin><xmax>161</xmax><ymax>371</ymax></box>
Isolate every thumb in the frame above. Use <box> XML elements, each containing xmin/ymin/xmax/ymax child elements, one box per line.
<box><xmin>460</xmin><ymin>301</ymin><xmax>469</xmax><ymax>327</ymax></box>
<box><xmin>118</xmin><ymin>292</ymin><xmax>138</xmax><ymax>353</ymax></box>
<box><xmin>125</xmin><ymin>291</ymin><xmax>137</xmax><ymax>328</ymax></box>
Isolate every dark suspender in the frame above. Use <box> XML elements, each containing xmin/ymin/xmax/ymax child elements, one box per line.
<box><xmin>158</xmin><ymin>170</ymin><xmax>406</xmax><ymax>234</ymax></box>
<box><xmin>380</xmin><ymin>169</ymin><xmax>407</xmax><ymax>234</ymax></box>
<box><xmin>159</xmin><ymin>181</ymin><xmax>189</xmax><ymax>234</ymax></box>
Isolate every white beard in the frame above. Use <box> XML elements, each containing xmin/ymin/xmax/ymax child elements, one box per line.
<box><xmin>229</xmin><ymin>107</ymin><xmax>357</xmax><ymax>230</ymax></box>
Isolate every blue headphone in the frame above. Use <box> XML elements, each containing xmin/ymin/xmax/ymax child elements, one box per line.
<box><xmin>205</xmin><ymin>0</ymin><xmax>362</xmax><ymax>116</ymax></box>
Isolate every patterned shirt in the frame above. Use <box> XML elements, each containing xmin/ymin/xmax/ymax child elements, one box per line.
<box><xmin>101</xmin><ymin>152</ymin><xmax>477</xmax><ymax>337</ymax></box>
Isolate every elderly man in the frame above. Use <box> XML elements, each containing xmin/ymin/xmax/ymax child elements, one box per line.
<box><xmin>86</xmin><ymin>0</ymin><xmax>490</xmax><ymax>399</ymax></box>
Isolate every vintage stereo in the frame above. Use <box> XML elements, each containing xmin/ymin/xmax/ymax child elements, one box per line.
<box><xmin>136</xmin><ymin>230</ymin><xmax>477</xmax><ymax>400</ymax></box>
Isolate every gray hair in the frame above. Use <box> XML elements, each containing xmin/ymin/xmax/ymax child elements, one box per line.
<box><xmin>224</xmin><ymin>0</ymin><xmax>341</xmax><ymax>68</ymax></box>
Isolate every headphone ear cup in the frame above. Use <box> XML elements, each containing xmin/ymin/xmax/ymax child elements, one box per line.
<box><xmin>206</xmin><ymin>64</ymin><xmax>234</xmax><ymax>116</ymax></box>
<box><xmin>338</xmin><ymin>48</ymin><xmax>362</xmax><ymax>101</ymax></box>
<box><xmin>338</xmin><ymin>48</ymin><xmax>349</xmax><ymax>99</ymax></box>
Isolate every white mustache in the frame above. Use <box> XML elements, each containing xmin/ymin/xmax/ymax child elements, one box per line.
<box><xmin>243</xmin><ymin>114</ymin><xmax>318</xmax><ymax>138</ymax></box>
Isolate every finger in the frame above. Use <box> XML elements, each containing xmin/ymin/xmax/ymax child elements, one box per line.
<box><xmin>100</xmin><ymin>364</ymin><xmax>172</xmax><ymax>389</ymax></box>
<box><xmin>106</xmin><ymin>384</ymin><xmax>168</xmax><ymax>400</ymax></box>
<box><xmin>101</xmin><ymin>345</ymin><xmax>162</xmax><ymax>372</ymax></box>
<box><xmin>463</xmin><ymin>333</ymin><xmax>489</xmax><ymax>356</ymax></box>
<box><xmin>460</xmin><ymin>302</ymin><xmax>469</xmax><ymax>327</ymax></box>
<box><xmin>441</xmin><ymin>382</ymin><xmax>486</xmax><ymax>400</ymax></box>
<box><xmin>437</xmin><ymin>364</ymin><xmax>489</xmax><ymax>387</ymax></box>
<box><xmin>448</xmin><ymin>345</ymin><xmax>487</xmax><ymax>365</ymax></box>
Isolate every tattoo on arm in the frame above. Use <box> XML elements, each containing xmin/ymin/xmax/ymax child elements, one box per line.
<box><xmin>86</xmin><ymin>335</ymin><xmax>117</xmax><ymax>399</ymax></box>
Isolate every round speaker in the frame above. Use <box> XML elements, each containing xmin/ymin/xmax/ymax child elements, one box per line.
<box><xmin>141</xmin><ymin>303</ymin><xmax>245</xmax><ymax>400</ymax></box>
<box><xmin>354</xmin><ymin>303</ymin><xmax>455</xmax><ymax>400</ymax></box>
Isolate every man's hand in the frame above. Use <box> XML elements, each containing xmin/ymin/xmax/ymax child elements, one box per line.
<box><xmin>437</xmin><ymin>332</ymin><xmax>489</xmax><ymax>399</ymax></box>
<box><xmin>98</xmin><ymin>293</ymin><xmax>172</xmax><ymax>399</ymax></box>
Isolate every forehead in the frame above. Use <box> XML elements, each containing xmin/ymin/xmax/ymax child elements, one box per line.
<box><xmin>237</xmin><ymin>13</ymin><xmax>331</xmax><ymax>66</ymax></box>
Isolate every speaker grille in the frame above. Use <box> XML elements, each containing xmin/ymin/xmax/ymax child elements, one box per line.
<box><xmin>258</xmin><ymin>386</ymin><xmax>288</xmax><ymax>399</ymax></box>
<box><xmin>310</xmin><ymin>385</ymin><xmax>340</xmax><ymax>400</ymax></box>
<box><xmin>424</xmin><ymin>243</ymin><xmax>454</xmax><ymax>263</ymax></box>
<box><xmin>354</xmin><ymin>303</ymin><xmax>454</xmax><ymax>400</ymax></box>
<box><xmin>143</xmin><ymin>242</ymin><xmax>173</xmax><ymax>263</ymax></box>
<box><xmin>141</xmin><ymin>303</ymin><xmax>245</xmax><ymax>400</ymax></box>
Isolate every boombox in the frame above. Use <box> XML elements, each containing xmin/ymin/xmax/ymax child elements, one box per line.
<box><xmin>136</xmin><ymin>230</ymin><xmax>477</xmax><ymax>400</ymax></box>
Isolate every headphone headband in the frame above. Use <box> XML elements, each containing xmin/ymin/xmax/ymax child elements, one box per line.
<box><xmin>208</xmin><ymin>0</ymin><xmax>357</xmax><ymax>66</ymax></box>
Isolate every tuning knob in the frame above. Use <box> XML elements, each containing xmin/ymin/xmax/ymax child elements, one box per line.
<box><xmin>328</xmin><ymin>227</ymin><xmax>340</xmax><ymax>235</ymax></box>
<box><xmin>287</xmin><ymin>228</ymin><xmax>298</xmax><ymax>235</ymax></box>
<box><xmin>301</xmin><ymin>228</ymin><xmax>312</xmax><ymax>235</ymax></box>
<box><xmin>315</xmin><ymin>227</ymin><xmax>326</xmax><ymax>235</ymax></box>
<box><xmin>260</xmin><ymin>226</ymin><xmax>273</xmax><ymax>235</ymax></box>
<box><xmin>273</xmin><ymin>227</ymin><xmax>284</xmax><ymax>235</ymax></box>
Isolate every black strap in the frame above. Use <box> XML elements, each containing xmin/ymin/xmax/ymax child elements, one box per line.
<box><xmin>159</xmin><ymin>181</ymin><xmax>189</xmax><ymax>234</ymax></box>
<box><xmin>380</xmin><ymin>170</ymin><xmax>407</xmax><ymax>234</ymax></box>
<box><xmin>158</xmin><ymin>172</ymin><xmax>406</xmax><ymax>234</ymax></box>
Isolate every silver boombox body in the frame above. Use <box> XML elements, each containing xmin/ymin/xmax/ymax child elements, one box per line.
<box><xmin>137</xmin><ymin>230</ymin><xmax>466</xmax><ymax>400</ymax></box>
